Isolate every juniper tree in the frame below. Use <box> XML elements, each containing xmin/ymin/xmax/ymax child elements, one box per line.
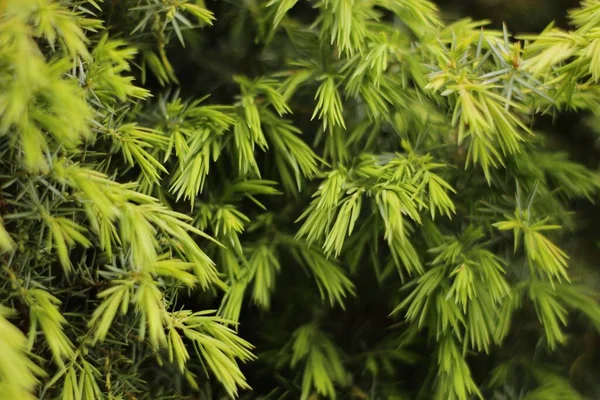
<box><xmin>2</xmin><ymin>0</ymin><xmax>600</xmax><ymax>399</ymax></box>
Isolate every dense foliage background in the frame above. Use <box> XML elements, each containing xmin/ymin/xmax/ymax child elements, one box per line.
<box><xmin>2</xmin><ymin>0</ymin><xmax>600</xmax><ymax>399</ymax></box>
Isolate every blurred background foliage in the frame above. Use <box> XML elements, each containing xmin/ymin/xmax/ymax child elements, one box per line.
<box><xmin>439</xmin><ymin>0</ymin><xmax>579</xmax><ymax>31</ymax></box>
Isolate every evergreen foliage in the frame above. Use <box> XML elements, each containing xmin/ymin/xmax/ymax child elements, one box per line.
<box><xmin>1</xmin><ymin>0</ymin><xmax>600</xmax><ymax>399</ymax></box>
